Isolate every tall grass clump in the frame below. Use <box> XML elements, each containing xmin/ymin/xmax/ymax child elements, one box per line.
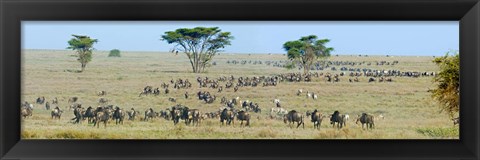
<box><xmin>416</xmin><ymin>127</ymin><xmax>459</xmax><ymax>138</ymax></box>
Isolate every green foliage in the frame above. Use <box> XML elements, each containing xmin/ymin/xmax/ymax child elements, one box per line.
<box><xmin>283</xmin><ymin>35</ymin><xmax>333</xmax><ymax>74</ymax></box>
<box><xmin>109</xmin><ymin>49</ymin><xmax>121</xmax><ymax>57</ymax></box>
<box><xmin>284</xmin><ymin>61</ymin><xmax>296</xmax><ymax>70</ymax></box>
<box><xmin>161</xmin><ymin>27</ymin><xmax>233</xmax><ymax>73</ymax></box>
<box><xmin>431</xmin><ymin>52</ymin><xmax>459</xmax><ymax>117</ymax></box>
<box><xmin>66</xmin><ymin>34</ymin><xmax>98</xmax><ymax>72</ymax></box>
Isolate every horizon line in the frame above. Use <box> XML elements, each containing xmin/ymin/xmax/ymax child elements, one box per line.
<box><xmin>22</xmin><ymin>48</ymin><xmax>446</xmax><ymax>57</ymax></box>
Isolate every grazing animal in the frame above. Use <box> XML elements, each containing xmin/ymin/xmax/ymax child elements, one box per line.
<box><xmin>83</xmin><ymin>106</ymin><xmax>95</xmax><ymax>123</ymax></box>
<box><xmin>182</xmin><ymin>107</ymin><xmax>201</xmax><ymax>126</ymax></box>
<box><xmin>21</xmin><ymin>107</ymin><xmax>33</xmax><ymax>119</ymax></box>
<box><xmin>168</xmin><ymin>97</ymin><xmax>177</xmax><ymax>103</ymax></box>
<box><xmin>52</xmin><ymin>97</ymin><xmax>58</xmax><ymax>105</ymax></box>
<box><xmin>452</xmin><ymin>117</ymin><xmax>460</xmax><ymax>126</ymax></box>
<box><xmin>93</xmin><ymin>107</ymin><xmax>110</xmax><ymax>128</ymax></box>
<box><xmin>220</xmin><ymin>108</ymin><xmax>235</xmax><ymax>126</ymax></box>
<box><xmin>184</xmin><ymin>92</ymin><xmax>189</xmax><ymax>99</ymax></box>
<box><xmin>127</xmin><ymin>108</ymin><xmax>139</xmax><ymax>121</ymax></box>
<box><xmin>68</xmin><ymin>97</ymin><xmax>78</xmax><ymax>104</ymax></box>
<box><xmin>45</xmin><ymin>102</ymin><xmax>50</xmax><ymax>110</ymax></box>
<box><xmin>165</xmin><ymin>88</ymin><xmax>170</xmax><ymax>94</ymax></box>
<box><xmin>36</xmin><ymin>96</ymin><xmax>45</xmax><ymax>104</ymax></box>
<box><xmin>284</xmin><ymin>110</ymin><xmax>305</xmax><ymax>129</ymax></box>
<box><xmin>310</xmin><ymin>110</ymin><xmax>323</xmax><ymax>129</ymax></box>
<box><xmin>236</xmin><ymin>111</ymin><xmax>251</xmax><ymax>127</ymax></box>
<box><xmin>97</xmin><ymin>90</ymin><xmax>107</xmax><ymax>96</ymax></box>
<box><xmin>296</xmin><ymin>89</ymin><xmax>303</xmax><ymax>96</ymax></box>
<box><xmin>51</xmin><ymin>107</ymin><xmax>63</xmax><ymax>119</ymax></box>
<box><xmin>356</xmin><ymin>113</ymin><xmax>375</xmax><ymax>129</ymax></box>
<box><xmin>330</xmin><ymin>111</ymin><xmax>346</xmax><ymax>129</ymax></box>
<box><xmin>98</xmin><ymin>97</ymin><xmax>108</xmax><ymax>104</ymax></box>
<box><xmin>234</xmin><ymin>86</ymin><xmax>239</xmax><ymax>92</ymax></box>
<box><xmin>144</xmin><ymin>108</ymin><xmax>156</xmax><ymax>121</ymax></box>
<box><xmin>112</xmin><ymin>107</ymin><xmax>125</xmax><ymax>125</ymax></box>
<box><xmin>71</xmin><ymin>106</ymin><xmax>83</xmax><ymax>124</ymax></box>
<box><xmin>171</xmin><ymin>108</ymin><xmax>182</xmax><ymax>125</ymax></box>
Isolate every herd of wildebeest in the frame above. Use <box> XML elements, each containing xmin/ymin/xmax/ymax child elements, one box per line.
<box><xmin>22</xmin><ymin>59</ymin><xmax>446</xmax><ymax>130</ymax></box>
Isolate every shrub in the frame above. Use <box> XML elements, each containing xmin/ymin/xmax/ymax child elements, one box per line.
<box><xmin>108</xmin><ymin>49</ymin><xmax>121</xmax><ymax>57</ymax></box>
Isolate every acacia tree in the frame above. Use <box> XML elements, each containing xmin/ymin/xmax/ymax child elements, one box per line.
<box><xmin>67</xmin><ymin>34</ymin><xmax>98</xmax><ymax>72</ymax></box>
<box><xmin>283</xmin><ymin>35</ymin><xmax>333</xmax><ymax>75</ymax></box>
<box><xmin>431</xmin><ymin>52</ymin><xmax>460</xmax><ymax>117</ymax></box>
<box><xmin>161</xmin><ymin>27</ymin><xmax>233</xmax><ymax>73</ymax></box>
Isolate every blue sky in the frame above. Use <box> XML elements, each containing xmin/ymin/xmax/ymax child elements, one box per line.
<box><xmin>22</xmin><ymin>21</ymin><xmax>459</xmax><ymax>56</ymax></box>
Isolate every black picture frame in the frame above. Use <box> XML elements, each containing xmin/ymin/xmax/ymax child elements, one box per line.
<box><xmin>1</xmin><ymin>0</ymin><xmax>479</xmax><ymax>159</ymax></box>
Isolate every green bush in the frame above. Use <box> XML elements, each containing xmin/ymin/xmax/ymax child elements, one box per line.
<box><xmin>108</xmin><ymin>49</ymin><xmax>121</xmax><ymax>57</ymax></box>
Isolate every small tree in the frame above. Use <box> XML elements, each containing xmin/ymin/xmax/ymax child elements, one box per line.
<box><xmin>109</xmin><ymin>49</ymin><xmax>121</xmax><ymax>57</ymax></box>
<box><xmin>431</xmin><ymin>52</ymin><xmax>460</xmax><ymax>118</ymax></box>
<box><xmin>161</xmin><ymin>27</ymin><xmax>233</xmax><ymax>73</ymax></box>
<box><xmin>283</xmin><ymin>35</ymin><xmax>333</xmax><ymax>75</ymax></box>
<box><xmin>67</xmin><ymin>34</ymin><xmax>98</xmax><ymax>72</ymax></box>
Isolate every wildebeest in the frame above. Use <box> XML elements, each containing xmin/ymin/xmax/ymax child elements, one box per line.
<box><xmin>127</xmin><ymin>108</ymin><xmax>139</xmax><ymax>121</ymax></box>
<box><xmin>153</xmin><ymin>88</ymin><xmax>160</xmax><ymax>96</ymax></box>
<box><xmin>220</xmin><ymin>108</ymin><xmax>235</xmax><ymax>126</ymax></box>
<box><xmin>310</xmin><ymin>110</ymin><xmax>323</xmax><ymax>129</ymax></box>
<box><xmin>330</xmin><ymin>111</ymin><xmax>346</xmax><ymax>129</ymax></box>
<box><xmin>93</xmin><ymin>107</ymin><xmax>110</xmax><ymax>128</ymax></box>
<box><xmin>165</xmin><ymin>88</ymin><xmax>170</xmax><ymax>94</ymax></box>
<box><xmin>144</xmin><ymin>108</ymin><xmax>157</xmax><ymax>121</ymax></box>
<box><xmin>273</xmin><ymin>99</ymin><xmax>281</xmax><ymax>108</ymax></box>
<box><xmin>52</xmin><ymin>97</ymin><xmax>58</xmax><ymax>104</ymax></box>
<box><xmin>236</xmin><ymin>110</ymin><xmax>251</xmax><ymax>127</ymax></box>
<box><xmin>68</xmin><ymin>97</ymin><xmax>78</xmax><ymax>103</ymax></box>
<box><xmin>51</xmin><ymin>107</ymin><xmax>63</xmax><ymax>119</ymax></box>
<box><xmin>21</xmin><ymin>107</ymin><xmax>33</xmax><ymax>119</ymax></box>
<box><xmin>356</xmin><ymin>113</ymin><xmax>375</xmax><ymax>129</ymax></box>
<box><xmin>36</xmin><ymin>96</ymin><xmax>45</xmax><ymax>104</ymax></box>
<box><xmin>171</xmin><ymin>108</ymin><xmax>182</xmax><ymax>125</ymax></box>
<box><xmin>83</xmin><ymin>106</ymin><xmax>95</xmax><ymax>123</ymax></box>
<box><xmin>168</xmin><ymin>97</ymin><xmax>177</xmax><ymax>103</ymax></box>
<box><xmin>71</xmin><ymin>106</ymin><xmax>83</xmax><ymax>124</ymax></box>
<box><xmin>98</xmin><ymin>97</ymin><xmax>108</xmax><ymax>104</ymax></box>
<box><xmin>452</xmin><ymin>117</ymin><xmax>460</xmax><ymax>126</ymax></box>
<box><xmin>181</xmin><ymin>107</ymin><xmax>201</xmax><ymax>126</ymax></box>
<box><xmin>97</xmin><ymin>90</ymin><xmax>107</xmax><ymax>96</ymax></box>
<box><xmin>45</xmin><ymin>102</ymin><xmax>50</xmax><ymax>110</ymax></box>
<box><xmin>112</xmin><ymin>107</ymin><xmax>125</xmax><ymax>125</ymax></box>
<box><xmin>184</xmin><ymin>92</ymin><xmax>189</xmax><ymax>99</ymax></box>
<box><xmin>284</xmin><ymin>110</ymin><xmax>304</xmax><ymax>129</ymax></box>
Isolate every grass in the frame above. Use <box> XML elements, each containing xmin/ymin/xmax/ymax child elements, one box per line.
<box><xmin>20</xmin><ymin>49</ymin><xmax>458</xmax><ymax>139</ymax></box>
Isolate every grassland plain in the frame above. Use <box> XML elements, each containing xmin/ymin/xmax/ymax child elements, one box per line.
<box><xmin>21</xmin><ymin>49</ymin><xmax>459</xmax><ymax>139</ymax></box>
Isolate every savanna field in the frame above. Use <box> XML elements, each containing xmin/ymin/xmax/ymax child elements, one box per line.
<box><xmin>21</xmin><ymin>49</ymin><xmax>459</xmax><ymax>139</ymax></box>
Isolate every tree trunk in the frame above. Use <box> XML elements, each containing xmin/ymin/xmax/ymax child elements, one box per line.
<box><xmin>80</xmin><ymin>63</ymin><xmax>86</xmax><ymax>72</ymax></box>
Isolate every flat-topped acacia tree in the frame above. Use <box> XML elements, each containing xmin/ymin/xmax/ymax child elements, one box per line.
<box><xmin>161</xmin><ymin>27</ymin><xmax>233</xmax><ymax>73</ymax></box>
<box><xmin>67</xmin><ymin>34</ymin><xmax>98</xmax><ymax>72</ymax></box>
<box><xmin>283</xmin><ymin>35</ymin><xmax>334</xmax><ymax>75</ymax></box>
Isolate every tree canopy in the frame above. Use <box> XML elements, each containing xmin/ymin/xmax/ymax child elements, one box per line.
<box><xmin>67</xmin><ymin>34</ymin><xmax>98</xmax><ymax>72</ymax></box>
<box><xmin>161</xmin><ymin>27</ymin><xmax>233</xmax><ymax>73</ymax></box>
<box><xmin>431</xmin><ymin>52</ymin><xmax>459</xmax><ymax>117</ymax></box>
<box><xmin>283</xmin><ymin>35</ymin><xmax>333</xmax><ymax>74</ymax></box>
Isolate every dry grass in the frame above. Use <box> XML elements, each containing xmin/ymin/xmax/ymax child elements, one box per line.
<box><xmin>21</xmin><ymin>49</ymin><xmax>458</xmax><ymax>139</ymax></box>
